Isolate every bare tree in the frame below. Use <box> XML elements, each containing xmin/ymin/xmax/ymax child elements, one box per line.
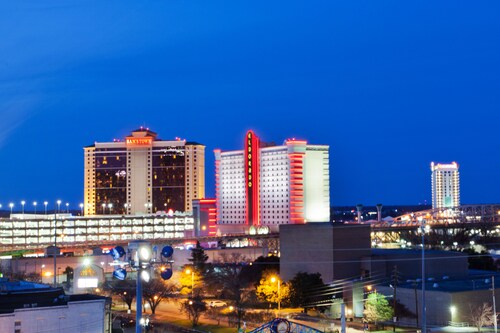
<box><xmin>180</xmin><ymin>294</ymin><xmax>207</xmax><ymax>327</ymax></box>
<box><xmin>469</xmin><ymin>303</ymin><xmax>495</xmax><ymax>333</ymax></box>
<box><xmin>143</xmin><ymin>278</ymin><xmax>177</xmax><ymax>314</ymax></box>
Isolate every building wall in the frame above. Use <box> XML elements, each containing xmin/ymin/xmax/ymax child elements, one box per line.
<box><xmin>280</xmin><ymin>223</ymin><xmax>371</xmax><ymax>282</ymax></box>
<box><xmin>84</xmin><ymin>129</ymin><xmax>205</xmax><ymax>216</ymax></box>
<box><xmin>304</xmin><ymin>146</ymin><xmax>330</xmax><ymax>222</ymax></box>
<box><xmin>215</xmin><ymin>132</ymin><xmax>331</xmax><ymax>228</ymax></box>
<box><xmin>0</xmin><ymin>299</ymin><xmax>109</xmax><ymax>333</ymax></box>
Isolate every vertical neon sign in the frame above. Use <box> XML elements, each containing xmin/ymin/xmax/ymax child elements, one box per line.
<box><xmin>245</xmin><ymin>131</ymin><xmax>260</xmax><ymax>226</ymax></box>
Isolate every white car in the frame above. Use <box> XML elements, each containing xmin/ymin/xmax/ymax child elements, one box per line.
<box><xmin>209</xmin><ymin>300</ymin><xmax>228</xmax><ymax>308</ymax></box>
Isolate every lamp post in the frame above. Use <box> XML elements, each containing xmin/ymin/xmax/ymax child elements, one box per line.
<box><xmin>65</xmin><ymin>203</ymin><xmax>69</xmax><ymax>214</ymax></box>
<box><xmin>110</xmin><ymin>241</ymin><xmax>174</xmax><ymax>333</ymax></box>
<box><xmin>44</xmin><ymin>201</ymin><xmax>48</xmax><ymax>216</ymax></box>
<box><xmin>21</xmin><ymin>200</ymin><xmax>25</xmax><ymax>218</ymax></box>
<box><xmin>420</xmin><ymin>218</ymin><xmax>427</xmax><ymax>333</ymax></box>
<box><xmin>54</xmin><ymin>200</ymin><xmax>61</xmax><ymax>287</ymax></box>
<box><xmin>185</xmin><ymin>268</ymin><xmax>195</xmax><ymax>298</ymax></box>
<box><xmin>108</xmin><ymin>203</ymin><xmax>113</xmax><ymax>214</ymax></box>
<box><xmin>79</xmin><ymin>203</ymin><xmax>84</xmax><ymax>216</ymax></box>
<box><xmin>271</xmin><ymin>276</ymin><xmax>281</xmax><ymax>318</ymax></box>
<box><xmin>9</xmin><ymin>203</ymin><xmax>13</xmax><ymax>216</ymax></box>
<box><xmin>102</xmin><ymin>203</ymin><xmax>106</xmax><ymax>214</ymax></box>
<box><xmin>33</xmin><ymin>201</ymin><xmax>37</xmax><ymax>215</ymax></box>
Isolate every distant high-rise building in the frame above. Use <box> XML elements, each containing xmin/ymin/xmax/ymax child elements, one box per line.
<box><xmin>431</xmin><ymin>161</ymin><xmax>460</xmax><ymax>209</ymax></box>
<box><xmin>214</xmin><ymin>130</ymin><xmax>330</xmax><ymax>230</ymax></box>
<box><xmin>84</xmin><ymin>128</ymin><xmax>205</xmax><ymax>215</ymax></box>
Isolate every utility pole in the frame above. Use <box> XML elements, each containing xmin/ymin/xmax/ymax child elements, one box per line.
<box><xmin>493</xmin><ymin>276</ymin><xmax>497</xmax><ymax>333</ymax></box>
<box><xmin>392</xmin><ymin>265</ymin><xmax>399</xmax><ymax>332</ymax></box>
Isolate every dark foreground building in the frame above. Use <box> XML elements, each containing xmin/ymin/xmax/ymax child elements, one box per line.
<box><xmin>0</xmin><ymin>279</ymin><xmax>111</xmax><ymax>332</ymax></box>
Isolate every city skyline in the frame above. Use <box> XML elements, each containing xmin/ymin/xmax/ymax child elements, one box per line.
<box><xmin>1</xmin><ymin>1</ymin><xmax>499</xmax><ymax>208</ymax></box>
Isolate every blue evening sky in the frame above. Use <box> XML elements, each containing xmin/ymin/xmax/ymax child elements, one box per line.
<box><xmin>0</xmin><ymin>1</ymin><xmax>498</xmax><ymax>209</ymax></box>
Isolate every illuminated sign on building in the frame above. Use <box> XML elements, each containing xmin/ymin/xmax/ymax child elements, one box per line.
<box><xmin>245</xmin><ymin>131</ymin><xmax>260</xmax><ymax>226</ymax></box>
<box><xmin>125</xmin><ymin>137</ymin><xmax>153</xmax><ymax>147</ymax></box>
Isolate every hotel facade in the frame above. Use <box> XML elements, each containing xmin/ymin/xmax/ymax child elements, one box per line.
<box><xmin>215</xmin><ymin>131</ymin><xmax>330</xmax><ymax>231</ymax></box>
<box><xmin>431</xmin><ymin>161</ymin><xmax>460</xmax><ymax>209</ymax></box>
<box><xmin>84</xmin><ymin>128</ymin><xmax>205</xmax><ymax>216</ymax></box>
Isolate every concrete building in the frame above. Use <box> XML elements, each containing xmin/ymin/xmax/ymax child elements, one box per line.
<box><xmin>84</xmin><ymin>127</ymin><xmax>205</xmax><ymax>216</ymax></box>
<box><xmin>0</xmin><ymin>279</ymin><xmax>111</xmax><ymax>333</ymax></box>
<box><xmin>431</xmin><ymin>162</ymin><xmax>460</xmax><ymax>209</ymax></box>
<box><xmin>214</xmin><ymin>130</ymin><xmax>330</xmax><ymax>233</ymax></box>
<box><xmin>279</xmin><ymin>223</ymin><xmax>371</xmax><ymax>282</ymax></box>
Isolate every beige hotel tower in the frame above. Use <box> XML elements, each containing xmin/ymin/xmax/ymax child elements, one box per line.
<box><xmin>84</xmin><ymin>128</ymin><xmax>205</xmax><ymax>216</ymax></box>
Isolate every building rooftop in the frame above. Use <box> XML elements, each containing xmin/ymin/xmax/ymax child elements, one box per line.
<box><xmin>0</xmin><ymin>279</ymin><xmax>108</xmax><ymax>313</ymax></box>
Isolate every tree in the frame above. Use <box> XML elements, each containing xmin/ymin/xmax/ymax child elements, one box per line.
<box><xmin>109</xmin><ymin>279</ymin><xmax>136</xmax><ymax>312</ymax></box>
<box><xmin>179</xmin><ymin>266</ymin><xmax>203</xmax><ymax>296</ymax></box>
<box><xmin>210</xmin><ymin>253</ymin><xmax>252</xmax><ymax>330</ymax></box>
<box><xmin>143</xmin><ymin>278</ymin><xmax>177</xmax><ymax>314</ymax></box>
<box><xmin>288</xmin><ymin>272</ymin><xmax>326</xmax><ymax>313</ymax></box>
<box><xmin>364</xmin><ymin>292</ymin><xmax>394</xmax><ymax>325</ymax></box>
<box><xmin>469</xmin><ymin>303</ymin><xmax>495</xmax><ymax>333</ymax></box>
<box><xmin>180</xmin><ymin>295</ymin><xmax>207</xmax><ymax>327</ymax></box>
<box><xmin>240</xmin><ymin>255</ymin><xmax>280</xmax><ymax>286</ymax></box>
<box><xmin>256</xmin><ymin>270</ymin><xmax>290</xmax><ymax>307</ymax></box>
<box><xmin>189</xmin><ymin>241</ymin><xmax>209</xmax><ymax>272</ymax></box>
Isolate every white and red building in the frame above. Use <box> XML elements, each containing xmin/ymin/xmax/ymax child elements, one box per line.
<box><xmin>214</xmin><ymin>131</ymin><xmax>330</xmax><ymax>232</ymax></box>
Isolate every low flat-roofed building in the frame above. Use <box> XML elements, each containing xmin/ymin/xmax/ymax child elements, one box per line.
<box><xmin>0</xmin><ymin>279</ymin><xmax>111</xmax><ymax>333</ymax></box>
<box><xmin>377</xmin><ymin>271</ymin><xmax>500</xmax><ymax>327</ymax></box>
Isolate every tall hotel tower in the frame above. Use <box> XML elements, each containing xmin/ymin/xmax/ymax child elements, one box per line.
<box><xmin>214</xmin><ymin>130</ymin><xmax>330</xmax><ymax>229</ymax></box>
<box><xmin>431</xmin><ymin>161</ymin><xmax>460</xmax><ymax>209</ymax></box>
<box><xmin>84</xmin><ymin>128</ymin><xmax>205</xmax><ymax>216</ymax></box>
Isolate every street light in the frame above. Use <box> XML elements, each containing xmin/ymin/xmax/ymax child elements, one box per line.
<box><xmin>56</xmin><ymin>200</ymin><xmax>61</xmax><ymax>214</ymax></box>
<box><xmin>271</xmin><ymin>276</ymin><xmax>281</xmax><ymax>318</ymax></box>
<box><xmin>44</xmin><ymin>201</ymin><xmax>48</xmax><ymax>215</ymax></box>
<box><xmin>9</xmin><ymin>203</ymin><xmax>13</xmax><ymax>216</ymax></box>
<box><xmin>21</xmin><ymin>200</ymin><xmax>25</xmax><ymax>217</ymax></box>
<box><xmin>102</xmin><ymin>203</ymin><xmax>106</xmax><ymax>214</ymax></box>
<box><xmin>79</xmin><ymin>203</ymin><xmax>84</xmax><ymax>216</ymax></box>
<box><xmin>65</xmin><ymin>202</ymin><xmax>69</xmax><ymax>213</ymax></box>
<box><xmin>418</xmin><ymin>217</ymin><xmax>428</xmax><ymax>333</ymax></box>
<box><xmin>33</xmin><ymin>201</ymin><xmax>37</xmax><ymax>215</ymax></box>
<box><xmin>110</xmin><ymin>241</ymin><xmax>174</xmax><ymax>333</ymax></box>
<box><xmin>185</xmin><ymin>268</ymin><xmax>195</xmax><ymax>298</ymax></box>
<box><xmin>108</xmin><ymin>203</ymin><xmax>113</xmax><ymax>214</ymax></box>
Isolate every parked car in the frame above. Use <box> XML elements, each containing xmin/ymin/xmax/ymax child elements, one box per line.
<box><xmin>209</xmin><ymin>300</ymin><xmax>228</xmax><ymax>308</ymax></box>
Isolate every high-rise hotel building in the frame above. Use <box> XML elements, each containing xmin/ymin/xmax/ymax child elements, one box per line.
<box><xmin>214</xmin><ymin>131</ymin><xmax>330</xmax><ymax>229</ymax></box>
<box><xmin>431</xmin><ymin>161</ymin><xmax>460</xmax><ymax>209</ymax></box>
<box><xmin>84</xmin><ymin>128</ymin><xmax>205</xmax><ymax>216</ymax></box>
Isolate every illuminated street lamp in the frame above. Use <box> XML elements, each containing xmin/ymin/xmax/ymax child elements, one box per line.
<box><xmin>44</xmin><ymin>201</ymin><xmax>48</xmax><ymax>215</ymax></box>
<box><xmin>56</xmin><ymin>200</ymin><xmax>61</xmax><ymax>214</ymax></box>
<box><xmin>65</xmin><ymin>202</ymin><xmax>69</xmax><ymax>213</ymax></box>
<box><xmin>185</xmin><ymin>268</ymin><xmax>195</xmax><ymax>298</ymax></box>
<box><xmin>110</xmin><ymin>241</ymin><xmax>174</xmax><ymax>333</ymax></box>
<box><xmin>33</xmin><ymin>201</ymin><xmax>37</xmax><ymax>215</ymax></box>
<box><xmin>21</xmin><ymin>200</ymin><xmax>25</xmax><ymax>217</ymax></box>
<box><xmin>9</xmin><ymin>203</ymin><xmax>13</xmax><ymax>215</ymax></box>
<box><xmin>108</xmin><ymin>203</ymin><xmax>113</xmax><ymax>214</ymax></box>
<box><xmin>79</xmin><ymin>203</ymin><xmax>84</xmax><ymax>216</ymax></box>
<box><xmin>271</xmin><ymin>276</ymin><xmax>281</xmax><ymax>318</ymax></box>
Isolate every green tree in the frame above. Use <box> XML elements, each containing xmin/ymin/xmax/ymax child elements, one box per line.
<box><xmin>179</xmin><ymin>266</ymin><xmax>203</xmax><ymax>296</ymax></box>
<box><xmin>288</xmin><ymin>272</ymin><xmax>325</xmax><ymax>313</ymax></box>
<box><xmin>256</xmin><ymin>270</ymin><xmax>290</xmax><ymax>307</ymax></box>
<box><xmin>364</xmin><ymin>292</ymin><xmax>394</xmax><ymax>325</ymax></box>
<box><xmin>189</xmin><ymin>241</ymin><xmax>209</xmax><ymax>272</ymax></box>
